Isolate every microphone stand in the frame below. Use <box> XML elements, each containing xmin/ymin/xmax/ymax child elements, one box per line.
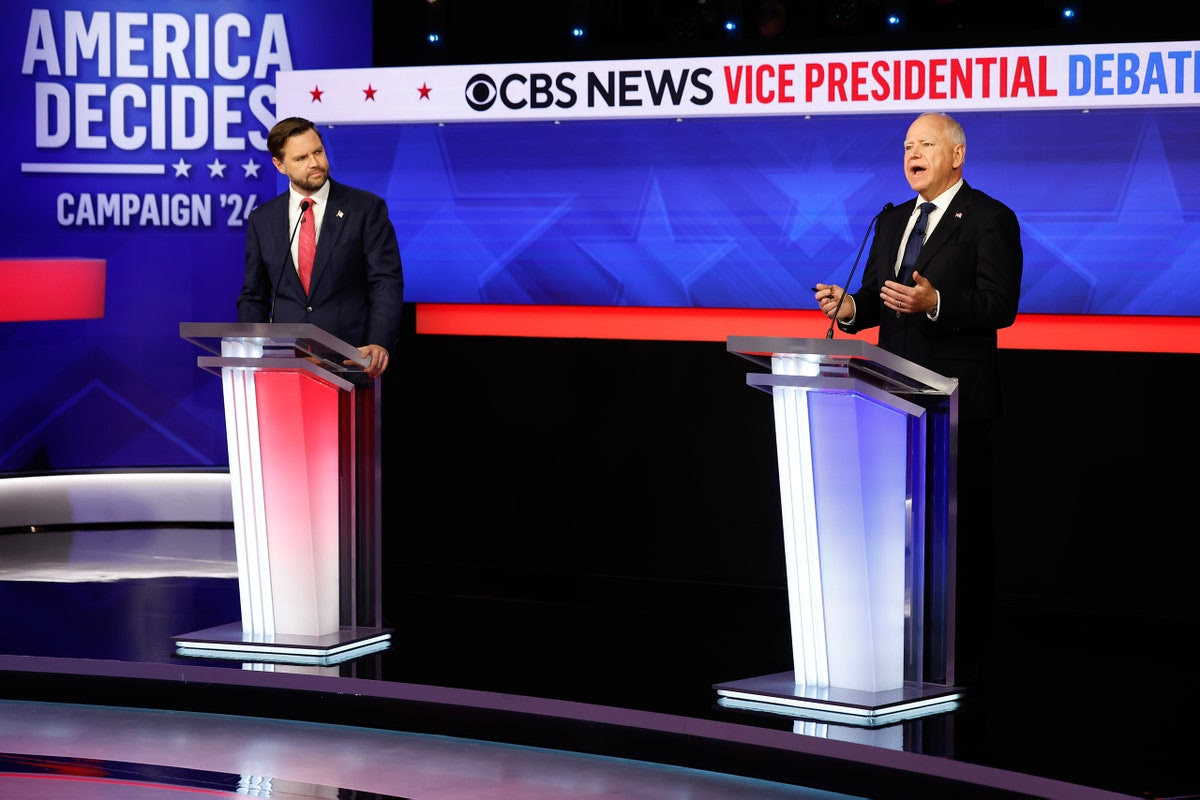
<box><xmin>827</xmin><ymin>202</ymin><xmax>893</xmax><ymax>339</ymax></box>
<box><xmin>269</xmin><ymin>199</ymin><xmax>310</xmax><ymax>324</ymax></box>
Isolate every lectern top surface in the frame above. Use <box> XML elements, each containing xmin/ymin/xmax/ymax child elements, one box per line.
<box><xmin>726</xmin><ymin>336</ymin><xmax>958</xmax><ymax>400</ymax></box>
<box><xmin>180</xmin><ymin>322</ymin><xmax>369</xmax><ymax>375</ymax></box>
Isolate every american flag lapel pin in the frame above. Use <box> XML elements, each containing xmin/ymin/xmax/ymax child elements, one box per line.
<box><xmin>955</xmin><ymin>212</ymin><xmax>962</xmax><ymax>219</ymax></box>
<box><xmin>337</xmin><ymin>210</ymin><xmax>344</xmax><ymax>218</ymax></box>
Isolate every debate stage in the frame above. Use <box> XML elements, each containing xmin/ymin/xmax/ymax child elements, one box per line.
<box><xmin>1</xmin><ymin>519</ymin><xmax>1195</xmax><ymax>800</ymax></box>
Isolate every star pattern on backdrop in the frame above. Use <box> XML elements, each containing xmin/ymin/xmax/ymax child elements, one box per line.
<box><xmin>309</xmin><ymin>85</ymin><xmax>323</xmax><ymax>102</ymax></box>
<box><xmin>574</xmin><ymin>174</ymin><xmax>736</xmax><ymax>305</ymax></box>
<box><xmin>326</xmin><ymin>115</ymin><xmax>1200</xmax><ymax>315</ymax></box>
<box><xmin>1018</xmin><ymin>116</ymin><xmax>1200</xmax><ymax>315</ymax></box>
<box><xmin>363</xmin><ymin>84</ymin><xmax>377</xmax><ymax>101</ymax></box>
<box><xmin>242</xmin><ymin>160</ymin><xmax>261</xmax><ymax>179</ymax></box>
<box><xmin>384</xmin><ymin>128</ymin><xmax>582</xmax><ymax>303</ymax></box>
<box><xmin>171</xmin><ymin>159</ymin><xmax>191</xmax><ymax>178</ymax></box>
<box><xmin>207</xmin><ymin>159</ymin><xmax>226</xmax><ymax>178</ymax></box>
<box><xmin>762</xmin><ymin>143</ymin><xmax>875</xmax><ymax>258</ymax></box>
<box><xmin>418</xmin><ymin>83</ymin><xmax>432</xmax><ymax>100</ymax></box>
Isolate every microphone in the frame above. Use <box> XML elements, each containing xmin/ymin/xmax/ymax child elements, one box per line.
<box><xmin>826</xmin><ymin>202</ymin><xmax>894</xmax><ymax>339</ymax></box>
<box><xmin>268</xmin><ymin>199</ymin><xmax>310</xmax><ymax>324</ymax></box>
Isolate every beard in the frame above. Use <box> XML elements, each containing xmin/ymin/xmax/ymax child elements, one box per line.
<box><xmin>293</xmin><ymin>168</ymin><xmax>328</xmax><ymax>194</ymax></box>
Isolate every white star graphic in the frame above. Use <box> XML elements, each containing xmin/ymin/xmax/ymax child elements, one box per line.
<box><xmin>207</xmin><ymin>158</ymin><xmax>226</xmax><ymax>178</ymax></box>
<box><xmin>242</xmin><ymin>160</ymin><xmax>261</xmax><ymax>178</ymax></box>
<box><xmin>171</xmin><ymin>158</ymin><xmax>192</xmax><ymax>178</ymax></box>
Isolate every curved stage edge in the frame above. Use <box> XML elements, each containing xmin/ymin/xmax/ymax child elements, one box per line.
<box><xmin>0</xmin><ymin>653</ymin><xmax>1135</xmax><ymax>800</ymax></box>
<box><xmin>2</xmin><ymin>468</ymin><xmax>1188</xmax><ymax>800</ymax></box>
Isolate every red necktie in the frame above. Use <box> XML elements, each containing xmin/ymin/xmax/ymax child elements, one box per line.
<box><xmin>298</xmin><ymin>198</ymin><xmax>316</xmax><ymax>294</ymax></box>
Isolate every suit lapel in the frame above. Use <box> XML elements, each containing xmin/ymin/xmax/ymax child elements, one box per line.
<box><xmin>915</xmin><ymin>182</ymin><xmax>971</xmax><ymax>273</ymax></box>
<box><xmin>880</xmin><ymin>200</ymin><xmax>914</xmax><ymax>280</ymax></box>
<box><xmin>307</xmin><ymin>181</ymin><xmax>345</xmax><ymax>296</ymax></box>
<box><xmin>274</xmin><ymin>196</ymin><xmax>303</xmax><ymax>291</ymax></box>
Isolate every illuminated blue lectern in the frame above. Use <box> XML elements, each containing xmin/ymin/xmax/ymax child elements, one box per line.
<box><xmin>715</xmin><ymin>337</ymin><xmax>963</xmax><ymax>725</ymax></box>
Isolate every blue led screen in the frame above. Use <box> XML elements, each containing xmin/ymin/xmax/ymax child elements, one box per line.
<box><xmin>327</xmin><ymin>107</ymin><xmax>1200</xmax><ymax>316</ymax></box>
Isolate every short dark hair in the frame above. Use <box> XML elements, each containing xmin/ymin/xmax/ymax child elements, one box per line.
<box><xmin>267</xmin><ymin>117</ymin><xmax>322</xmax><ymax>161</ymax></box>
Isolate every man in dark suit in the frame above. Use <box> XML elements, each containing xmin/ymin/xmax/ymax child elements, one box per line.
<box><xmin>238</xmin><ymin>117</ymin><xmax>404</xmax><ymax>379</ymax></box>
<box><xmin>814</xmin><ymin>111</ymin><xmax>1023</xmax><ymax>685</ymax></box>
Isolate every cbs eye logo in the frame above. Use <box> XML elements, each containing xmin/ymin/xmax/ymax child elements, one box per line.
<box><xmin>464</xmin><ymin>74</ymin><xmax>497</xmax><ymax>111</ymax></box>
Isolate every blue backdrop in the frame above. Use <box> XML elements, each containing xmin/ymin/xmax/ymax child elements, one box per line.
<box><xmin>1</xmin><ymin>0</ymin><xmax>370</xmax><ymax>472</ymax></box>
<box><xmin>328</xmin><ymin>107</ymin><xmax>1200</xmax><ymax>315</ymax></box>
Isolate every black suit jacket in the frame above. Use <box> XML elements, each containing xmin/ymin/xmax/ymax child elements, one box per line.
<box><xmin>238</xmin><ymin>178</ymin><xmax>405</xmax><ymax>351</ymax></box>
<box><xmin>839</xmin><ymin>181</ymin><xmax>1022</xmax><ymax>421</ymax></box>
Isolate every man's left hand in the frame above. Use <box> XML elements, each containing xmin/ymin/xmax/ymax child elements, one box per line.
<box><xmin>350</xmin><ymin>344</ymin><xmax>390</xmax><ymax>378</ymax></box>
<box><xmin>882</xmin><ymin>271</ymin><xmax>936</xmax><ymax>315</ymax></box>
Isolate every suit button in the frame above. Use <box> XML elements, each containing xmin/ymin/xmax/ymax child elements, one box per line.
<box><xmin>306</xmin><ymin>306</ymin><xmax>313</xmax><ymax>312</ymax></box>
<box><xmin>895</xmin><ymin>310</ymin><xmax>902</xmax><ymax>318</ymax></box>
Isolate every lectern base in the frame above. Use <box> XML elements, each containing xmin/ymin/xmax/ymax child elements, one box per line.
<box><xmin>173</xmin><ymin>622</ymin><xmax>392</xmax><ymax>666</ymax></box>
<box><xmin>714</xmin><ymin>672</ymin><xmax>963</xmax><ymax>727</ymax></box>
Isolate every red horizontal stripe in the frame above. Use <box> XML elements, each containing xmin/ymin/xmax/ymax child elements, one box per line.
<box><xmin>416</xmin><ymin>303</ymin><xmax>1200</xmax><ymax>354</ymax></box>
<box><xmin>997</xmin><ymin>314</ymin><xmax>1200</xmax><ymax>353</ymax></box>
<box><xmin>0</xmin><ymin>259</ymin><xmax>106</xmax><ymax>322</ymax></box>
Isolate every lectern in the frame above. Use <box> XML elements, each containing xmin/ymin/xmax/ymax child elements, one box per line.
<box><xmin>715</xmin><ymin>337</ymin><xmax>962</xmax><ymax>724</ymax></box>
<box><xmin>174</xmin><ymin>322</ymin><xmax>391</xmax><ymax>664</ymax></box>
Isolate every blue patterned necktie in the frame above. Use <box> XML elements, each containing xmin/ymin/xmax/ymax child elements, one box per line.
<box><xmin>898</xmin><ymin>202</ymin><xmax>936</xmax><ymax>284</ymax></box>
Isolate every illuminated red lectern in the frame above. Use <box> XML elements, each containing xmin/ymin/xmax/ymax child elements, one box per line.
<box><xmin>175</xmin><ymin>322</ymin><xmax>391</xmax><ymax>664</ymax></box>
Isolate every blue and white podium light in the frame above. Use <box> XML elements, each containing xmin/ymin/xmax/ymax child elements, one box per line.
<box><xmin>776</xmin><ymin>358</ymin><xmax>919</xmax><ymax>693</ymax></box>
<box><xmin>716</xmin><ymin>337</ymin><xmax>961</xmax><ymax>724</ymax></box>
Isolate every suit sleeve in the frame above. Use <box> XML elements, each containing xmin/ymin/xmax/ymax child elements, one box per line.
<box><xmin>934</xmin><ymin>201</ymin><xmax>1022</xmax><ymax>332</ymax></box>
<box><xmin>361</xmin><ymin>195</ymin><xmax>405</xmax><ymax>350</ymax></box>
<box><xmin>237</xmin><ymin>209</ymin><xmax>272</xmax><ymax>323</ymax></box>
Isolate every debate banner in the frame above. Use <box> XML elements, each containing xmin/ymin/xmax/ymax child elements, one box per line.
<box><xmin>282</xmin><ymin>41</ymin><xmax>1200</xmax><ymax>345</ymax></box>
<box><xmin>1</xmin><ymin>0</ymin><xmax>371</xmax><ymax>472</ymax></box>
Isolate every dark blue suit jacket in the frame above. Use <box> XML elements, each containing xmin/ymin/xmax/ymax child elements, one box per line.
<box><xmin>839</xmin><ymin>181</ymin><xmax>1022</xmax><ymax>420</ymax></box>
<box><xmin>238</xmin><ymin>178</ymin><xmax>405</xmax><ymax>351</ymax></box>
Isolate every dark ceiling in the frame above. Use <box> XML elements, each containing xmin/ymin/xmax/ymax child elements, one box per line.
<box><xmin>373</xmin><ymin>0</ymin><xmax>1199</xmax><ymax>67</ymax></box>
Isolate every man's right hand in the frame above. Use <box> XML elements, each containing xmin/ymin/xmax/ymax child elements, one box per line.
<box><xmin>814</xmin><ymin>283</ymin><xmax>852</xmax><ymax>321</ymax></box>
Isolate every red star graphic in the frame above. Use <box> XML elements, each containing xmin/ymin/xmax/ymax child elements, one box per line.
<box><xmin>417</xmin><ymin>82</ymin><xmax>432</xmax><ymax>100</ymax></box>
<box><xmin>363</xmin><ymin>84</ymin><xmax>377</xmax><ymax>101</ymax></box>
<box><xmin>309</xmin><ymin>85</ymin><xmax>323</xmax><ymax>102</ymax></box>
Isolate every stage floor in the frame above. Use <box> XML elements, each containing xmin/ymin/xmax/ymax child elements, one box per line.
<box><xmin>1</xmin><ymin>526</ymin><xmax>1196</xmax><ymax>800</ymax></box>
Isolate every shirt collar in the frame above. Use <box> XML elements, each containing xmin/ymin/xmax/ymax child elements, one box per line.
<box><xmin>289</xmin><ymin>180</ymin><xmax>330</xmax><ymax>209</ymax></box>
<box><xmin>917</xmin><ymin>178</ymin><xmax>963</xmax><ymax>214</ymax></box>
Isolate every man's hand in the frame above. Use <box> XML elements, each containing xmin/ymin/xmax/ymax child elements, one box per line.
<box><xmin>881</xmin><ymin>271</ymin><xmax>936</xmax><ymax>315</ymax></box>
<box><xmin>349</xmin><ymin>344</ymin><xmax>390</xmax><ymax>378</ymax></box>
<box><xmin>814</xmin><ymin>283</ymin><xmax>853</xmax><ymax>321</ymax></box>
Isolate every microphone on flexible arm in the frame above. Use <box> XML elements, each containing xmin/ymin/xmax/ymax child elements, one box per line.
<box><xmin>825</xmin><ymin>202</ymin><xmax>894</xmax><ymax>339</ymax></box>
<box><xmin>268</xmin><ymin>199</ymin><xmax>310</xmax><ymax>324</ymax></box>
